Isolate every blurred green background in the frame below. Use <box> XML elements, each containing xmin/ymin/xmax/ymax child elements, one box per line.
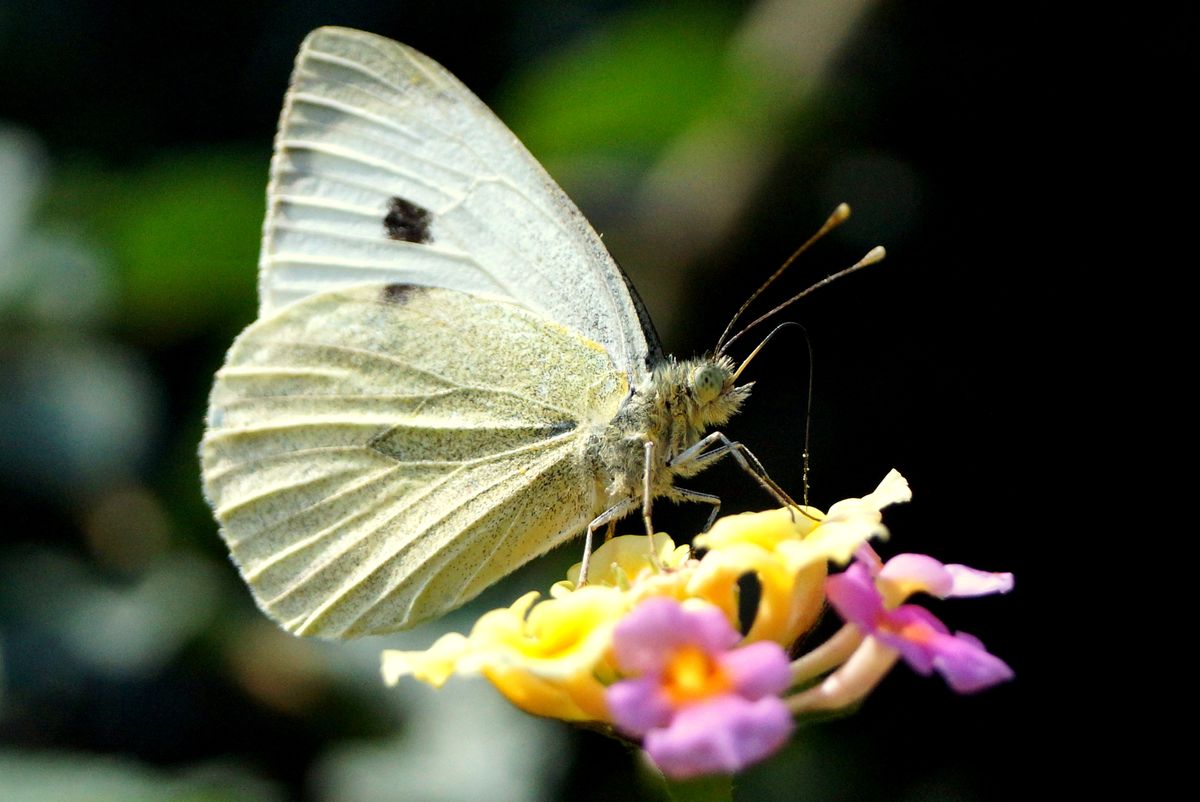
<box><xmin>1</xmin><ymin>1</ymin><xmax>1097</xmax><ymax>799</ymax></box>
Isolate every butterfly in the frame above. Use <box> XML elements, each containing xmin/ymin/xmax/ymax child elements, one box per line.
<box><xmin>200</xmin><ymin>26</ymin><xmax>809</xmax><ymax>638</ymax></box>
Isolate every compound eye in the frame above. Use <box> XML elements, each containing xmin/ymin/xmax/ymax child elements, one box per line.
<box><xmin>692</xmin><ymin>364</ymin><xmax>726</xmax><ymax>404</ymax></box>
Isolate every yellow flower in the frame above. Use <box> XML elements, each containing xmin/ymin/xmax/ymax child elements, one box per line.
<box><xmin>382</xmin><ymin>587</ymin><xmax>627</xmax><ymax>722</ymax></box>
<box><xmin>790</xmin><ymin>468</ymin><xmax>911</xmax><ymax>567</ymax></box>
<box><xmin>378</xmin><ymin>466</ymin><xmax>1015</xmax><ymax>782</ymax></box>
<box><xmin>556</xmin><ymin>532</ymin><xmax>691</xmax><ymax>595</ymax></box>
<box><xmin>689</xmin><ymin>507</ymin><xmax>828</xmax><ymax>646</ymax></box>
<box><xmin>691</xmin><ymin>470</ymin><xmax>911</xmax><ymax>646</ymax></box>
<box><xmin>382</xmin><ymin>471</ymin><xmax>913</xmax><ymax>722</ymax></box>
<box><xmin>381</xmin><ymin>631</ymin><xmax>469</xmax><ymax>687</ymax></box>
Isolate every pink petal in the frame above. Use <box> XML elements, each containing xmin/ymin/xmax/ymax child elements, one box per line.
<box><xmin>644</xmin><ymin>695</ymin><xmax>794</xmax><ymax>779</ymax></box>
<box><xmin>607</xmin><ymin>677</ymin><xmax>674</xmax><ymax>737</ymax></box>
<box><xmin>880</xmin><ymin>553</ymin><xmax>954</xmax><ymax>596</ymax></box>
<box><xmin>689</xmin><ymin>603</ymin><xmax>743</xmax><ymax>654</ymax></box>
<box><xmin>875</xmin><ymin>605</ymin><xmax>950</xmax><ymax>674</ymax></box>
<box><xmin>930</xmin><ymin>630</ymin><xmax>1015</xmax><ymax>693</ymax></box>
<box><xmin>826</xmin><ymin>563</ymin><xmax>884</xmax><ymax>629</ymax></box>
<box><xmin>613</xmin><ymin>598</ymin><xmax>740</xmax><ymax>676</ymax></box>
<box><xmin>853</xmin><ymin>544</ymin><xmax>884</xmax><ymax>572</ymax></box>
<box><xmin>874</xmin><ymin>608</ymin><xmax>1013</xmax><ymax>693</ymax></box>
<box><xmin>612</xmin><ymin>598</ymin><xmax>692</xmax><ymax>675</ymax></box>
<box><xmin>720</xmin><ymin>641</ymin><xmax>792</xmax><ymax>700</ymax></box>
<box><xmin>874</xmin><ymin>553</ymin><xmax>1014</xmax><ymax>599</ymax></box>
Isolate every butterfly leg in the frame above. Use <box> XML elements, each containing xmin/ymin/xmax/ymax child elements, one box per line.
<box><xmin>670</xmin><ymin>487</ymin><xmax>722</xmax><ymax>531</ymax></box>
<box><xmin>670</xmin><ymin>432</ymin><xmax>798</xmax><ymax>511</ymax></box>
<box><xmin>579</xmin><ymin>496</ymin><xmax>638</xmax><ymax>586</ymax></box>
<box><xmin>641</xmin><ymin>441</ymin><xmax>665</xmax><ymax>571</ymax></box>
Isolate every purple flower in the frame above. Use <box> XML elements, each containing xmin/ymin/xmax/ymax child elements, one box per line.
<box><xmin>606</xmin><ymin>598</ymin><xmax>794</xmax><ymax>779</ymax></box>
<box><xmin>827</xmin><ymin>561</ymin><xmax>1014</xmax><ymax>694</ymax></box>
<box><xmin>859</xmin><ymin>549</ymin><xmax>1014</xmax><ymax>603</ymax></box>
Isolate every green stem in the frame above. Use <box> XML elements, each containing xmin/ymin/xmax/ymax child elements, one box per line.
<box><xmin>660</xmin><ymin>770</ymin><xmax>735</xmax><ymax>802</ymax></box>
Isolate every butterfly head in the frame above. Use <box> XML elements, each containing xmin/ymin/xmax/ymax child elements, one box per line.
<box><xmin>686</xmin><ymin>355</ymin><xmax>751</xmax><ymax>429</ymax></box>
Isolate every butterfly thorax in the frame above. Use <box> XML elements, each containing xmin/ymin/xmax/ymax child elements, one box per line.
<box><xmin>586</xmin><ymin>355</ymin><xmax>752</xmax><ymax>509</ymax></box>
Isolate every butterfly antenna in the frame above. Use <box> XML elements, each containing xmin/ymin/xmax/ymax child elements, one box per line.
<box><xmin>730</xmin><ymin>322</ymin><xmax>816</xmax><ymax>507</ymax></box>
<box><xmin>730</xmin><ymin>321</ymin><xmax>800</xmax><ymax>383</ymax></box>
<box><xmin>800</xmin><ymin>329</ymin><xmax>814</xmax><ymax>507</ymax></box>
<box><xmin>719</xmin><ymin>245</ymin><xmax>886</xmax><ymax>356</ymax></box>
<box><xmin>715</xmin><ymin>203</ymin><xmax>852</xmax><ymax>355</ymax></box>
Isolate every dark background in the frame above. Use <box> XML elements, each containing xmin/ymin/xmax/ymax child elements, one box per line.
<box><xmin>1</xmin><ymin>1</ymin><xmax>1109</xmax><ymax>799</ymax></box>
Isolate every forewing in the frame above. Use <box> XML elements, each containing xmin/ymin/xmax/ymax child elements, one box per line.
<box><xmin>260</xmin><ymin>26</ymin><xmax>661</xmax><ymax>378</ymax></box>
<box><xmin>201</xmin><ymin>285</ymin><xmax>627</xmax><ymax>637</ymax></box>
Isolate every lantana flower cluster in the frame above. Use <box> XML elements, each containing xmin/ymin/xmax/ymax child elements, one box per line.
<box><xmin>382</xmin><ymin>470</ymin><xmax>1013</xmax><ymax>780</ymax></box>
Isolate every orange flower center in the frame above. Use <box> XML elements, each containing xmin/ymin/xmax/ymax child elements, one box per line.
<box><xmin>662</xmin><ymin>646</ymin><xmax>731</xmax><ymax>704</ymax></box>
<box><xmin>885</xmin><ymin>617</ymin><xmax>934</xmax><ymax>645</ymax></box>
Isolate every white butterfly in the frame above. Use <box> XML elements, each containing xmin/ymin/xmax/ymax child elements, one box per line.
<box><xmin>201</xmin><ymin>27</ymin><xmax>771</xmax><ymax>637</ymax></box>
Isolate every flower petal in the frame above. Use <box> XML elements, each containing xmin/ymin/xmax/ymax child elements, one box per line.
<box><xmin>943</xmin><ymin>564</ymin><xmax>1015</xmax><ymax>598</ymax></box>
<box><xmin>929</xmin><ymin>630</ymin><xmax>1015</xmax><ymax>693</ymax></box>
<box><xmin>483</xmin><ymin>664</ymin><xmax>610</xmax><ymax>721</ymax></box>
<box><xmin>873</xmin><ymin>605</ymin><xmax>950</xmax><ymax>674</ymax></box>
<box><xmin>381</xmin><ymin>633</ymin><xmax>469</xmax><ymax>687</ymax></box>
<box><xmin>825</xmin><ymin>563</ymin><xmax>885</xmax><ymax>630</ymax></box>
<box><xmin>878</xmin><ymin>553</ymin><xmax>954</xmax><ymax>598</ymax></box>
<box><xmin>809</xmin><ymin>470</ymin><xmax>912</xmax><ymax>567</ymax></box>
<box><xmin>860</xmin><ymin>468</ymin><xmax>912</xmax><ymax>510</ymax></box>
<box><xmin>612</xmin><ymin>597</ymin><xmax>739</xmax><ymax>676</ymax></box>
<box><xmin>612</xmin><ymin>597</ymin><xmax>692</xmax><ymax>675</ymax></box>
<box><xmin>607</xmin><ymin>677</ymin><xmax>674</xmax><ymax>737</ymax></box>
<box><xmin>720</xmin><ymin>641</ymin><xmax>792</xmax><ymax>700</ymax></box>
<box><xmin>877</xmin><ymin>554</ymin><xmax>1014</xmax><ymax>602</ymax></box>
<box><xmin>687</xmin><ymin>541</ymin><xmax>826</xmax><ymax>647</ymax></box>
<box><xmin>693</xmin><ymin>506</ymin><xmax>823</xmax><ymax>553</ymax></box>
<box><xmin>463</xmin><ymin>586</ymin><xmax>624</xmax><ymax>679</ymax></box>
<box><xmin>644</xmin><ymin>695</ymin><xmax>794</xmax><ymax>779</ymax></box>
<box><xmin>869</xmin><ymin>607</ymin><xmax>1012</xmax><ymax>692</ymax></box>
<box><xmin>564</xmin><ymin>533</ymin><xmax>686</xmax><ymax>589</ymax></box>
<box><xmin>684</xmin><ymin>601</ymin><xmax>743</xmax><ymax>655</ymax></box>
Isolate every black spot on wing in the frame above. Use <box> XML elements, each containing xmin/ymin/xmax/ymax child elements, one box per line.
<box><xmin>382</xmin><ymin>283</ymin><xmax>423</xmax><ymax>304</ymax></box>
<box><xmin>384</xmin><ymin>197</ymin><xmax>432</xmax><ymax>243</ymax></box>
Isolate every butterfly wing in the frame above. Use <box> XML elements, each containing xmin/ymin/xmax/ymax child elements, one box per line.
<box><xmin>202</xmin><ymin>284</ymin><xmax>628</xmax><ymax>636</ymax></box>
<box><xmin>260</xmin><ymin>26</ymin><xmax>661</xmax><ymax>379</ymax></box>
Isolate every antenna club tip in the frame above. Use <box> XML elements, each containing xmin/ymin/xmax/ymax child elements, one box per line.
<box><xmin>863</xmin><ymin>245</ymin><xmax>887</xmax><ymax>265</ymax></box>
<box><xmin>832</xmin><ymin>203</ymin><xmax>851</xmax><ymax>222</ymax></box>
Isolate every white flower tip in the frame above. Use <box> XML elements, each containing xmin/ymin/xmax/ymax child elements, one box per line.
<box><xmin>945</xmin><ymin>565</ymin><xmax>1015</xmax><ymax>597</ymax></box>
<box><xmin>865</xmin><ymin>469</ymin><xmax>911</xmax><ymax>510</ymax></box>
<box><xmin>379</xmin><ymin>633</ymin><xmax>471</xmax><ymax>687</ymax></box>
<box><xmin>380</xmin><ymin>650</ymin><xmax>410</xmax><ymax>686</ymax></box>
